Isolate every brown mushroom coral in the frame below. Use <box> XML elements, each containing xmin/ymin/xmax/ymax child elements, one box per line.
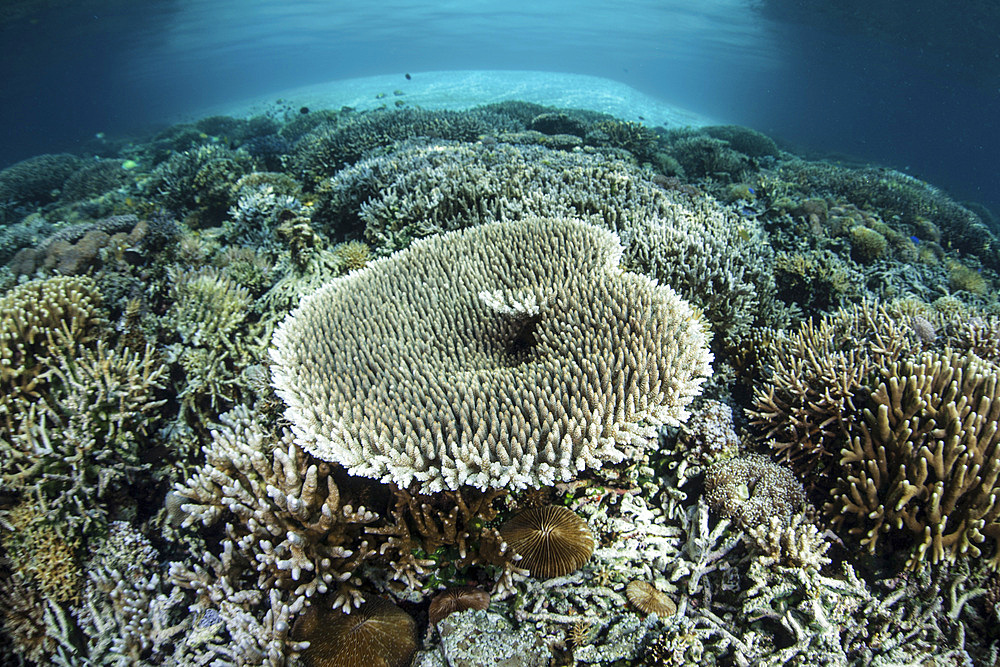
<box><xmin>626</xmin><ymin>580</ymin><xmax>676</xmax><ymax>617</ymax></box>
<box><xmin>427</xmin><ymin>586</ymin><xmax>490</xmax><ymax>625</ymax></box>
<box><xmin>293</xmin><ymin>596</ymin><xmax>417</xmax><ymax>667</ymax></box>
<box><xmin>499</xmin><ymin>505</ymin><xmax>595</xmax><ymax>578</ymax></box>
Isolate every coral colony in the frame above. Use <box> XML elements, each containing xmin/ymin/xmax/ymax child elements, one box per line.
<box><xmin>1</xmin><ymin>101</ymin><xmax>1000</xmax><ymax>665</ymax></box>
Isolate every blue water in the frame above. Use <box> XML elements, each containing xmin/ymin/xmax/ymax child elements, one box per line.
<box><xmin>1</xmin><ymin>0</ymin><xmax>998</xmax><ymax>215</ymax></box>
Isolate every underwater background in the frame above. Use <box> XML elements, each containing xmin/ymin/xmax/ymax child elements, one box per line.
<box><xmin>3</xmin><ymin>1</ymin><xmax>1000</xmax><ymax>666</ymax></box>
<box><xmin>2</xmin><ymin>0</ymin><xmax>1000</xmax><ymax>217</ymax></box>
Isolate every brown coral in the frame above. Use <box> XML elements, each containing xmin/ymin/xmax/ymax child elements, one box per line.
<box><xmin>827</xmin><ymin>350</ymin><xmax>1000</xmax><ymax>568</ymax></box>
<box><xmin>366</xmin><ymin>485</ymin><xmax>508</xmax><ymax>590</ymax></box>
<box><xmin>625</xmin><ymin>581</ymin><xmax>676</xmax><ymax>617</ymax></box>
<box><xmin>427</xmin><ymin>586</ymin><xmax>490</xmax><ymax>625</ymax></box>
<box><xmin>750</xmin><ymin>300</ymin><xmax>920</xmax><ymax>479</ymax></box>
<box><xmin>293</xmin><ymin>596</ymin><xmax>417</xmax><ymax>667</ymax></box>
<box><xmin>499</xmin><ymin>505</ymin><xmax>595</xmax><ymax>578</ymax></box>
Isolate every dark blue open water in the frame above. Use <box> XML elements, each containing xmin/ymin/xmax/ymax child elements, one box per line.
<box><xmin>1</xmin><ymin>0</ymin><xmax>998</xmax><ymax>216</ymax></box>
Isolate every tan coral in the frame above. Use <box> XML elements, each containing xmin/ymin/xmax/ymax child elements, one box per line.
<box><xmin>271</xmin><ymin>218</ymin><xmax>712</xmax><ymax>492</ymax></box>
<box><xmin>827</xmin><ymin>350</ymin><xmax>1000</xmax><ymax>568</ymax></box>
<box><xmin>625</xmin><ymin>580</ymin><xmax>677</xmax><ymax>617</ymax></box>
<box><xmin>750</xmin><ymin>300</ymin><xmax>921</xmax><ymax>478</ymax></box>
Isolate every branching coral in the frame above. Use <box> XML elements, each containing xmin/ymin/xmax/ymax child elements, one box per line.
<box><xmin>366</xmin><ymin>485</ymin><xmax>508</xmax><ymax>591</ymax></box>
<box><xmin>168</xmin><ymin>545</ymin><xmax>308</xmax><ymax>667</ymax></box>
<box><xmin>829</xmin><ymin>350</ymin><xmax>1000</xmax><ymax>568</ymax></box>
<box><xmin>175</xmin><ymin>404</ymin><xmax>379</xmax><ymax>611</ymax></box>
<box><xmin>74</xmin><ymin>521</ymin><xmax>186</xmax><ymax>664</ymax></box>
<box><xmin>271</xmin><ymin>218</ymin><xmax>712</xmax><ymax>492</ymax></box>
<box><xmin>0</xmin><ymin>275</ymin><xmax>105</xmax><ymax>405</ymax></box>
<box><xmin>750</xmin><ymin>300</ymin><xmax>922</xmax><ymax>478</ymax></box>
<box><xmin>2</xmin><ymin>340</ymin><xmax>167</xmax><ymax>532</ymax></box>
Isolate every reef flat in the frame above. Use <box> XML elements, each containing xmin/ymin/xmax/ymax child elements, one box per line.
<box><xmin>0</xmin><ymin>94</ymin><xmax>999</xmax><ymax>666</ymax></box>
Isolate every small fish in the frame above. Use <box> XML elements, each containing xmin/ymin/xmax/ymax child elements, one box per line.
<box><xmin>405</xmin><ymin>73</ymin><xmax>412</xmax><ymax>80</ymax></box>
<box><xmin>910</xmin><ymin>235</ymin><xmax>920</xmax><ymax>243</ymax></box>
<box><xmin>300</xmin><ymin>106</ymin><xmax>310</xmax><ymax>114</ymax></box>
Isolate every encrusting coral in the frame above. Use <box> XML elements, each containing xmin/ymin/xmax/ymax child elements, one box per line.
<box><xmin>703</xmin><ymin>454</ymin><xmax>808</xmax><ymax>531</ymax></box>
<box><xmin>271</xmin><ymin>217</ymin><xmax>712</xmax><ymax>492</ymax></box>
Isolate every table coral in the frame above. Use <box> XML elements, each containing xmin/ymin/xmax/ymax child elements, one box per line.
<box><xmin>271</xmin><ymin>217</ymin><xmax>712</xmax><ymax>492</ymax></box>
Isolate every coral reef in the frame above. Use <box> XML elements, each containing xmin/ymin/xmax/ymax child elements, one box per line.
<box><xmin>2</xmin><ymin>101</ymin><xmax>999</xmax><ymax>665</ymax></box>
<box><xmin>288</xmin><ymin>107</ymin><xmax>520</xmax><ymax>183</ymax></box>
<box><xmin>312</xmin><ymin>138</ymin><xmax>777</xmax><ymax>348</ymax></box>
<box><xmin>0</xmin><ymin>153</ymin><xmax>82</xmax><ymax>206</ymax></box>
<box><xmin>271</xmin><ymin>218</ymin><xmax>712</xmax><ymax>492</ymax></box>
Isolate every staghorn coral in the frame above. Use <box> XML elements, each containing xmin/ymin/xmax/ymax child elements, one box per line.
<box><xmin>225</xmin><ymin>179</ymin><xmax>303</xmax><ymax>249</ymax></box>
<box><xmin>271</xmin><ymin>218</ymin><xmax>712</xmax><ymax>493</ymax></box>
<box><xmin>175</xmin><ymin>404</ymin><xmax>379</xmax><ymax>611</ymax></box>
<box><xmin>167</xmin><ymin>546</ymin><xmax>308</xmax><ymax>667</ymax></box>
<box><xmin>366</xmin><ymin>485</ymin><xmax>509</xmax><ymax>591</ymax></box>
<box><xmin>781</xmin><ymin>161</ymin><xmax>1000</xmax><ymax>270</ymax></box>
<box><xmin>74</xmin><ymin>521</ymin><xmax>187</xmax><ymax>664</ymax></box>
<box><xmin>749</xmin><ymin>300</ymin><xmax>923</xmax><ymax>478</ymax></box>
<box><xmin>168</xmin><ymin>266</ymin><xmax>253</xmax><ymax>350</ymax></box>
<box><xmin>166</xmin><ymin>265</ymin><xmax>264</xmax><ymax>422</ymax></box>
<box><xmin>746</xmin><ymin>514</ymin><xmax>831</xmax><ymax>572</ymax></box>
<box><xmin>2</xmin><ymin>340</ymin><xmax>167</xmax><ymax>532</ymax></box>
<box><xmin>829</xmin><ymin>350</ymin><xmax>1000</xmax><ymax>568</ymax></box>
<box><xmin>60</xmin><ymin>158</ymin><xmax>132</xmax><ymax>202</ymax></box>
<box><xmin>702</xmin><ymin>125</ymin><xmax>780</xmax><ymax>159</ymax></box>
<box><xmin>148</xmin><ymin>144</ymin><xmax>256</xmax><ymax>223</ymax></box>
<box><xmin>0</xmin><ymin>274</ymin><xmax>105</xmax><ymax>404</ymax></box>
